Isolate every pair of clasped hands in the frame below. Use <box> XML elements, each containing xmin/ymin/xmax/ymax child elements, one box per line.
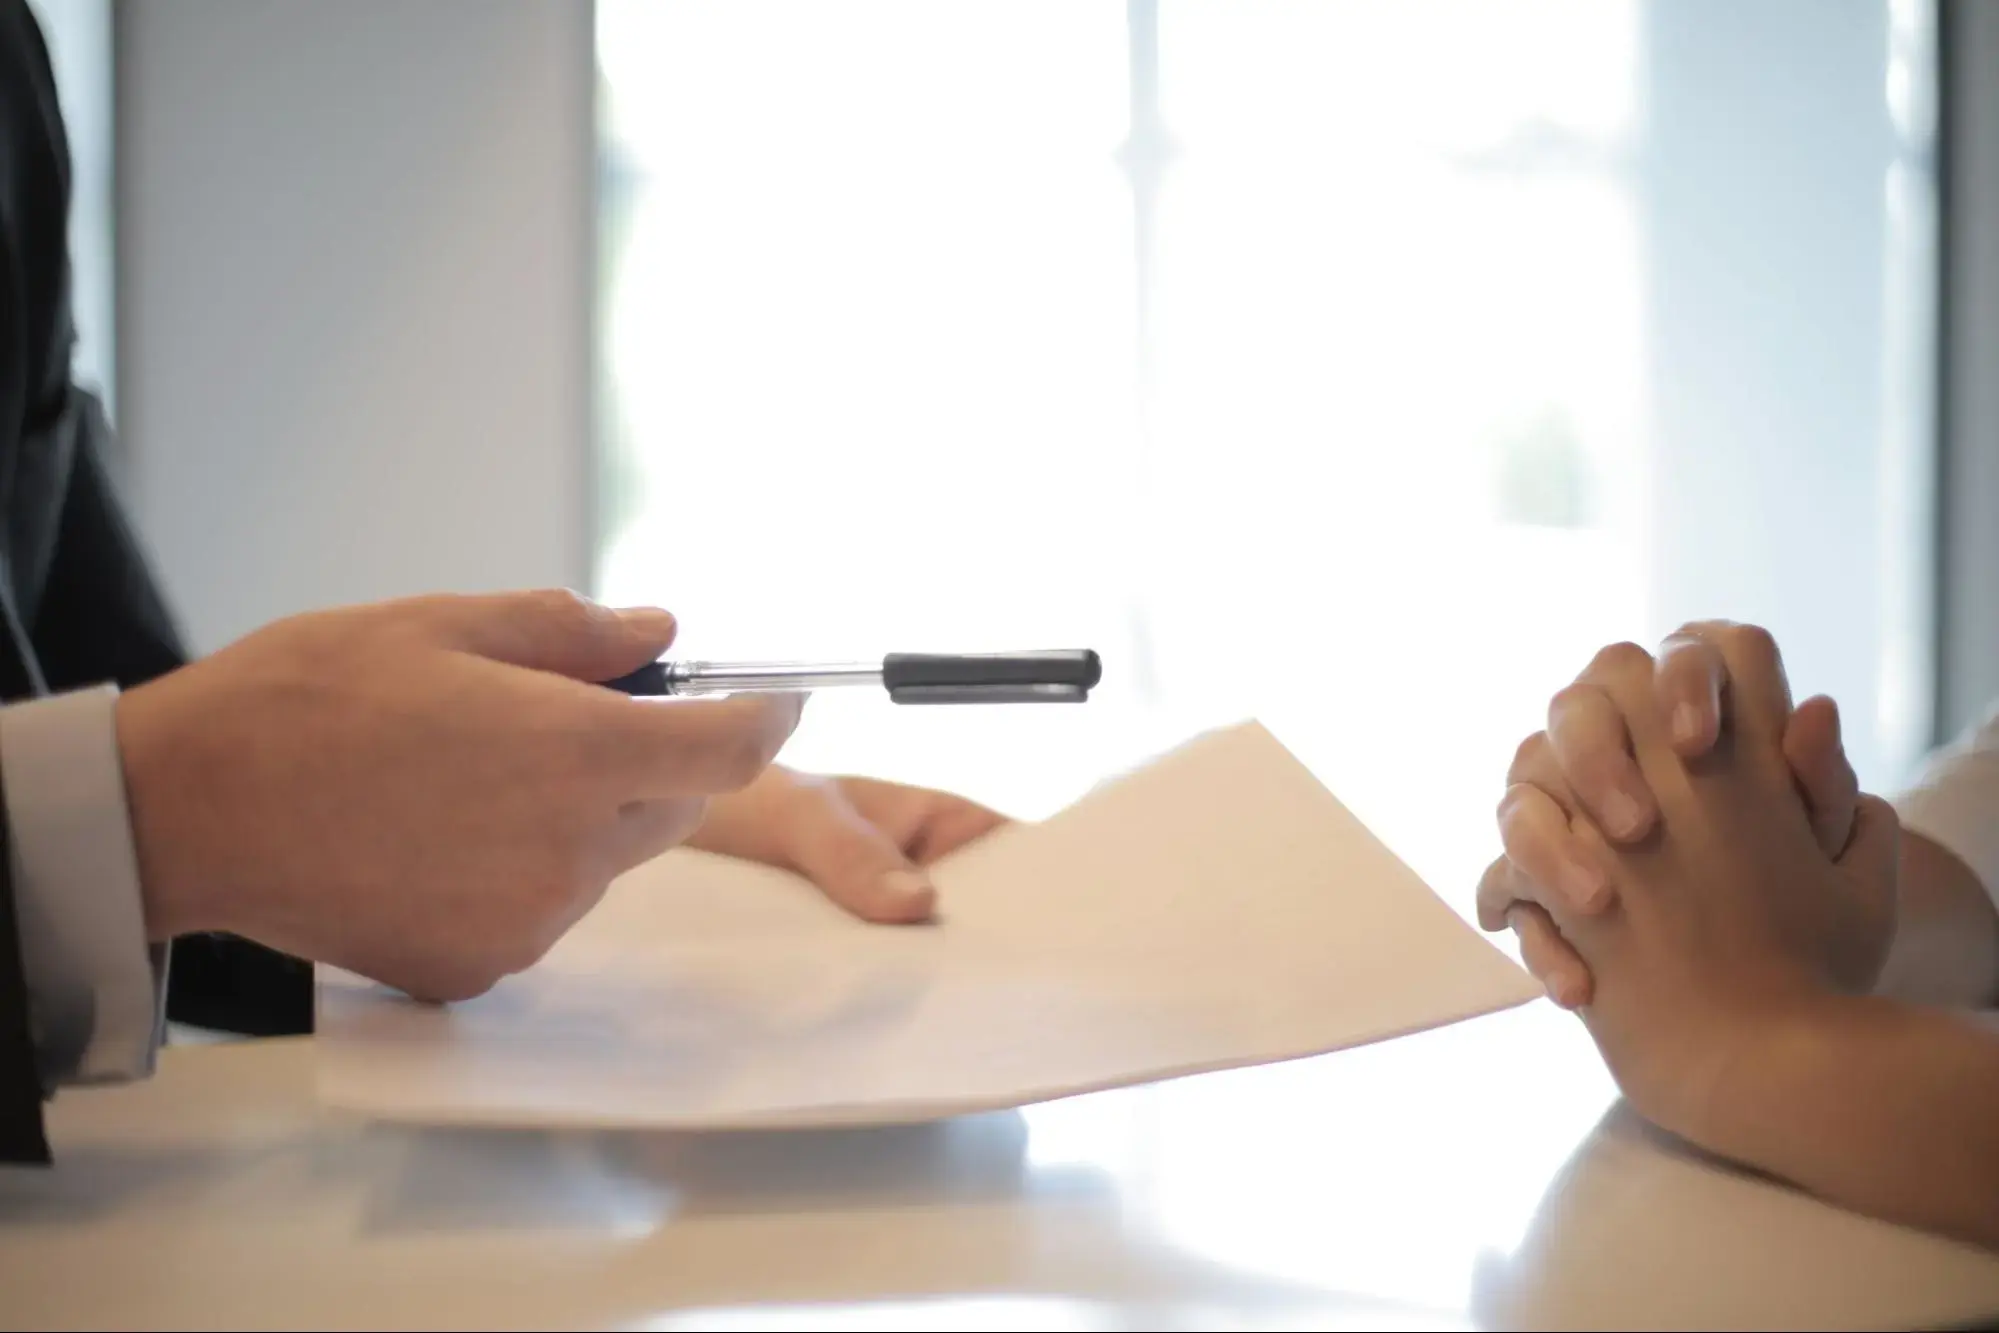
<box><xmin>1475</xmin><ymin>620</ymin><xmax>1896</xmax><ymax>1148</ymax></box>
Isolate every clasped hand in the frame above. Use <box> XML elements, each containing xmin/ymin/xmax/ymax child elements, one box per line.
<box><xmin>1476</xmin><ymin>623</ymin><xmax>1899</xmax><ymax>1140</ymax></box>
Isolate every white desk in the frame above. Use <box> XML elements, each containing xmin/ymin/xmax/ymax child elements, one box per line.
<box><xmin>4</xmin><ymin>1003</ymin><xmax>1998</xmax><ymax>1331</ymax></box>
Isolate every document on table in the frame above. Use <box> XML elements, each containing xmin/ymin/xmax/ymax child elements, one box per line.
<box><xmin>315</xmin><ymin>721</ymin><xmax>1541</xmax><ymax>1129</ymax></box>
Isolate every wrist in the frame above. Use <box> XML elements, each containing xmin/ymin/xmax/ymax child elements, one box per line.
<box><xmin>115</xmin><ymin>678</ymin><xmax>228</xmax><ymax>940</ymax></box>
<box><xmin>1681</xmin><ymin>990</ymin><xmax>1887</xmax><ymax>1166</ymax></box>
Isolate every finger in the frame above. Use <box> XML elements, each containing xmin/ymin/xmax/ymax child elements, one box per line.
<box><xmin>779</xmin><ymin>790</ymin><xmax>940</xmax><ymax>924</ymax></box>
<box><xmin>1506</xmin><ymin>730</ymin><xmax>1564</xmax><ymax>790</ymax></box>
<box><xmin>608</xmin><ymin>692</ymin><xmax>808</xmax><ymax>796</ymax></box>
<box><xmin>1507</xmin><ymin>903</ymin><xmax>1595</xmax><ymax>1009</ymax></box>
<box><xmin>907</xmin><ymin>801</ymin><xmax>1010</xmax><ymax>863</ymax></box>
<box><xmin>1654</xmin><ymin>630</ymin><xmax>1729</xmax><ymax>756</ymax></box>
<box><xmin>1476</xmin><ymin>853</ymin><xmax>1537</xmax><ymax>932</ymax></box>
<box><xmin>1680</xmin><ymin>619</ymin><xmax>1792</xmax><ymax>749</ymax></box>
<box><xmin>1497</xmin><ymin>782</ymin><xmax>1611</xmax><ymax>914</ymax></box>
<box><xmin>1573</xmin><ymin>639</ymin><xmax>1670</xmax><ymax>749</ymax></box>
<box><xmin>1546</xmin><ymin>682</ymin><xmax>1654</xmax><ymax>842</ymax></box>
<box><xmin>834</xmin><ymin>777</ymin><xmax>1010</xmax><ymax>863</ymax></box>
<box><xmin>421</xmin><ymin>589</ymin><xmax>678</xmax><ymax>681</ymax></box>
<box><xmin>1784</xmin><ymin>694</ymin><xmax>1858</xmax><ymax>857</ymax></box>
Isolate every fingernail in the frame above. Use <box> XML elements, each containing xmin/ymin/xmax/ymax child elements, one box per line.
<box><xmin>1600</xmin><ymin>789</ymin><xmax>1644</xmax><ymax>841</ymax></box>
<box><xmin>616</xmin><ymin>606</ymin><xmax>676</xmax><ymax>638</ymax></box>
<box><xmin>1673</xmin><ymin>703</ymin><xmax>1702</xmax><ymax>747</ymax></box>
<box><xmin>881</xmin><ymin>869</ymin><xmax>936</xmax><ymax>913</ymax></box>
<box><xmin>1562</xmin><ymin>858</ymin><xmax>1606</xmax><ymax>911</ymax></box>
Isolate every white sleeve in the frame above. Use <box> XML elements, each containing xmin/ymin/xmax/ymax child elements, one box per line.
<box><xmin>1895</xmin><ymin>706</ymin><xmax>1999</xmax><ymax>905</ymax></box>
<box><xmin>0</xmin><ymin>685</ymin><xmax>164</xmax><ymax>1087</ymax></box>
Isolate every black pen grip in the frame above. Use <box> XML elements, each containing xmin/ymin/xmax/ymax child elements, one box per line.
<box><xmin>601</xmin><ymin>662</ymin><xmax>670</xmax><ymax>696</ymax></box>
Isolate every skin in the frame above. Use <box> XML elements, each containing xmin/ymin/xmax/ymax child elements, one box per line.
<box><xmin>1478</xmin><ymin>622</ymin><xmax>1999</xmax><ymax>1010</ymax></box>
<box><xmin>1480</xmin><ymin>624</ymin><xmax>1999</xmax><ymax>1250</ymax></box>
<box><xmin>116</xmin><ymin>589</ymin><xmax>1004</xmax><ymax>1003</ymax></box>
<box><xmin>688</xmin><ymin>767</ymin><xmax>1006</xmax><ymax>924</ymax></box>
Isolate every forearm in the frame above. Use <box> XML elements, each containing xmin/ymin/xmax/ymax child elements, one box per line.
<box><xmin>1888</xmin><ymin>708</ymin><xmax>1999</xmax><ymax>1007</ymax></box>
<box><xmin>1700</xmin><ymin>995</ymin><xmax>1999</xmax><ymax>1250</ymax></box>
<box><xmin>1875</xmin><ymin>832</ymin><xmax>1999</xmax><ymax>1009</ymax></box>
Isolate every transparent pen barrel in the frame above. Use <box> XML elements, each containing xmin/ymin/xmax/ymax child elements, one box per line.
<box><xmin>665</xmin><ymin>661</ymin><xmax>882</xmax><ymax>695</ymax></box>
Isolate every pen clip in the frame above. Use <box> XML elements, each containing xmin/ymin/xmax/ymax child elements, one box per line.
<box><xmin>888</xmin><ymin>683</ymin><xmax>1090</xmax><ymax>705</ymax></box>
<box><xmin>882</xmin><ymin>650</ymin><xmax>1101</xmax><ymax>703</ymax></box>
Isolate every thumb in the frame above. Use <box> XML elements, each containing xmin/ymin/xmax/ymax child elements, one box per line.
<box><xmin>421</xmin><ymin>589</ymin><xmax>676</xmax><ymax>681</ymax></box>
<box><xmin>784</xmin><ymin>796</ymin><xmax>939</xmax><ymax>926</ymax></box>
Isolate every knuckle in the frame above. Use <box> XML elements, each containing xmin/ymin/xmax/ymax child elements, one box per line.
<box><xmin>1508</xmin><ymin>731</ymin><xmax>1551</xmax><ymax>784</ymax></box>
<box><xmin>529</xmin><ymin>586</ymin><xmax>605</xmax><ymax>629</ymax></box>
<box><xmin>1475</xmin><ymin>857</ymin><xmax>1517</xmax><ymax>927</ymax></box>
<box><xmin>1727</xmin><ymin>622</ymin><xmax>1780</xmax><ymax>664</ymax></box>
<box><xmin>1586</xmin><ymin>640</ymin><xmax>1653</xmax><ymax>680</ymax></box>
<box><xmin>1494</xmin><ymin>783</ymin><xmax>1549</xmax><ymax>843</ymax></box>
<box><xmin>1547</xmin><ymin>682</ymin><xmax>1589</xmax><ymax>709</ymax></box>
<box><xmin>1856</xmin><ymin>792</ymin><xmax>1899</xmax><ymax>828</ymax></box>
<box><xmin>1658</xmin><ymin>633</ymin><xmax>1718</xmax><ymax>674</ymax></box>
<box><xmin>1663</xmin><ymin>620</ymin><xmax>1720</xmax><ymax>651</ymax></box>
<box><xmin>1546</xmin><ymin>682</ymin><xmax>1604</xmax><ymax>723</ymax></box>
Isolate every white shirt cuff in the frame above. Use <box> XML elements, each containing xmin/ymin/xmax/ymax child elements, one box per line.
<box><xmin>0</xmin><ymin>685</ymin><xmax>164</xmax><ymax>1087</ymax></box>
<box><xmin>1895</xmin><ymin>706</ymin><xmax>1999</xmax><ymax>911</ymax></box>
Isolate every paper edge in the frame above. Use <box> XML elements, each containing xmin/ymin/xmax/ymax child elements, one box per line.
<box><xmin>313</xmin><ymin>984</ymin><xmax>1542</xmax><ymax>1132</ymax></box>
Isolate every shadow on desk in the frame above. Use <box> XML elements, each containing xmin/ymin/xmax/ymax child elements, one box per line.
<box><xmin>352</xmin><ymin>1109</ymin><xmax>1067</xmax><ymax>1236</ymax></box>
<box><xmin>0</xmin><ymin>1143</ymin><xmax>255</xmax><ymax>1226</ymax></box>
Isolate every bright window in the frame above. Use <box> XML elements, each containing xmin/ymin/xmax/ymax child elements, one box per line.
<box><xmin>597</xmin><ymin>0</ymin><xmax>1937</xmax><ymax>926</ymax></box>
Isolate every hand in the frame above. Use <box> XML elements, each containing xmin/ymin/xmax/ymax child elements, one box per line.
<box><xmin>1478</xmin><ymin>622</ymin><xmax>1867</xmax><ymax>1007</ymax></box>
<box><xmin>1529</xmin><ymin>634</ymin><xmax>1901</xmax><ymax>1144</ymax></box>
<box><xmin>116</xmin><ymin>590</ymin><xmax>803</xmax><ymax>1002</ymax></box>
<box><xmin>689</xmin><ymin>768</ymin><xmax>1008</xmax><ymax>921</ymax></box>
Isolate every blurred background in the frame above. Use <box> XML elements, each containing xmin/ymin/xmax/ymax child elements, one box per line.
<box><xmin>35</xmin><ymin>0</ymin><xmax>1999</xmax><ymax>929</ymax></box>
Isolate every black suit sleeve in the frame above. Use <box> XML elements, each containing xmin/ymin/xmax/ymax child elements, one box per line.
<box><xmin>29</xmin><ymin>393</ymin><xmax>185</xmax><ymax>694</ymax></box>
<box><xmin>0</xmin><ymin>0</ymin><xmax>308</xmax><ymax>1071</ymax></box>
<box><xmin>27</xmin><ymin>401</ymin><xmax>312</xmax><ymax>1040</ymax></box>
<box><xmin>0</xmin><ymin>760</ymin><xmax>51</xmax><ymax>1164</ymax></box>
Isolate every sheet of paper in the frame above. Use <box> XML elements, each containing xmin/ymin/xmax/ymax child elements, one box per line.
<box><xmin>316</xmin><ymin>720</ymin><xmax>1541</xmax><ymax>1129</ymax></box>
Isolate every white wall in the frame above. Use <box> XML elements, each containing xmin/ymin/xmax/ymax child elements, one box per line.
<box><xmin>1940</xmin><ymin>0</ymin><xmax>1999</xmax><ymax>738</ymax></box>
<box><xmin>117</xmin><ymin>0</ymin><xmax>594</xmax><ymax>652</ymax></box>
<box><xmin>1638</xmin><ymin>0</ymin><xmax>1927</xmax><ymax>787</ymax></box>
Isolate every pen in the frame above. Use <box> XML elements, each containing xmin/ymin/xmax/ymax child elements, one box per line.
<box><xmin>601</xmin><ymin>649</ymin><xmax>1102</xmax><ymax>704</ymax></box>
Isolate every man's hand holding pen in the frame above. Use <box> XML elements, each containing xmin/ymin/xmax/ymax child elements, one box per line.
<box><xmin>115</xmin><ymin>590</ymin><xmax>1005</xmax><ymax>1004</ymax></box>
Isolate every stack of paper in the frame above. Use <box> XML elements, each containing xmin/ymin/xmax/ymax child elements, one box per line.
<box><xmin>316</xmin><ymin>721</ymin><xmax>1539</xmax><ymax>1128</ymax></box>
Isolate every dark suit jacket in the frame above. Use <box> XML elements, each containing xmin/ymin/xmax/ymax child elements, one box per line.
<box><xmin>1</xmin><ymin>0</ymin><xmax>308</xmax><ymax>1166</ymax></box>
